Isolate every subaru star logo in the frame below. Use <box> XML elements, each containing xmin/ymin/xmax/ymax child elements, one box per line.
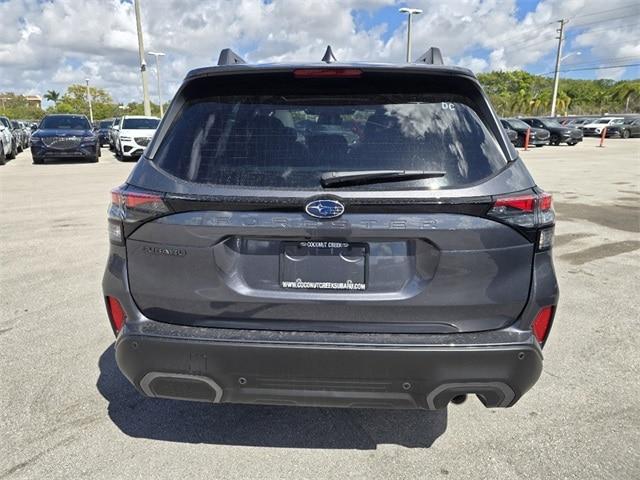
<box><xmin>305</xmin><ymin>199</ymin><xmax>345</xmax><ymax>219</ymax></box>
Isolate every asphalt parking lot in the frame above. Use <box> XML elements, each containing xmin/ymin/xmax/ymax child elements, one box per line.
<box><xmin>1</xmin><ymin>137</ymin><xmax>638</xmax><ymax>479</ymax></box>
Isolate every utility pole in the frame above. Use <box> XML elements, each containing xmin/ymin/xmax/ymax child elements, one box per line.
<box><xmin>399</xmin><ymin>8</ymin><xmax>423</xmax><ymax>62</ymax></box>
<box><xmin>550</xmin><ymin>19</ymin><xmax>566</xmax><ymax>118</ymax></box>
<box><xmin>134</xmin><ymin>0</ymin><xmax>151</xmax><ymax>116</ymax></box>
<box><xmin>85</xmin><ymin>78</ymin><xmax>94</xmax><ymax>123</ymax></box>
<box><xmin>147</xmin><ymin>51</ymin><xmax>165</xmax><ymax>116</ymax></box>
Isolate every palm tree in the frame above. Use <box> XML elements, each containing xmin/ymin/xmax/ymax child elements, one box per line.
<box><xmin>612</xmin><ymin>82</ymin><xmax>640</xmax><ymax>112</ymax></box>
<box><xmin>44</xmin><ymin>90</ymin><xmax>60</xmax><ymax>104</ymax></box>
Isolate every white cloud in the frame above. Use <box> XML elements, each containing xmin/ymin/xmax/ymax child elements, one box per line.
<box><xmin>0</xmin><ymin>0</ymin><xmax>637</xmax><ymax>104</ymax></box>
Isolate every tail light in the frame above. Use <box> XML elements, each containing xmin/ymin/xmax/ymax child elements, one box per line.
<box><xmin>532</xmin><ymin>306</ymin><xmax>555</xmax><ymax>344</ymax></box>
<box><xmin>487</xmin><ymin>191</ymin><xmax>554</xmax><ymax>250</ymax></box>
<box><xmin>108</xmin><ymin>185</ymin><xmax>170</xmax><ymax>244</ymax></box>
<box><xmin>105</xmin><ymin>296</ymin><xmax>127</xmax><ymax>335</ymax></box>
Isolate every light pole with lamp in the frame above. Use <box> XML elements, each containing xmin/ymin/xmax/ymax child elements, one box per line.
<box><xmin>550</xmin><ymin>51</ymin><xmax>581</xmax><ymax>117</ymax></box>
<box><xmin>134</xmin><ymin>0</ymin><xmax>151</xmax><ymax>116</ymax></box>
<box><xmin>85</xmin><ymin>78</ymin><xmax>94</xmax><ymax>123</ymax></box>
<box><xmin>399</xmin><ymin>7</ymin><xmax>423</xmax><ymax>62</ymax></box>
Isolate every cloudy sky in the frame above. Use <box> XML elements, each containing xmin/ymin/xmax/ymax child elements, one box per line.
<box><xmin>0</xmin><ymin>0</ymin><xmax>638</xmax><ymax>105</ymax></box>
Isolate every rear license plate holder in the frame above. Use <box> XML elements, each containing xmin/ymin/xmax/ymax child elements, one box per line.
<box><xmin>280</xmin><ymin>241</ymin><xmax>367</xmax><ymax>291</ymax></box>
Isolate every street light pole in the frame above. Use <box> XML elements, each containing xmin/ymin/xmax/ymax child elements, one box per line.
<box><xmin>134</xmin><ymin>0</ymin><xmax>151</xmax><ymax>116</ymax></box>
<box><xmin>550</xmin><ymin>19</ymin><xmax>566</xmax><ymax>117</ymax></box>
<box><xmin>85</xmin><ymin>78</ymin><xmax>94</xmax><ymax>123</ymax></box>
<box><xmin>147</xmin><ymin>51</ymin><xmax>165</xmax><ymax>116</ymax></box>
<box><xmin>399</xmin><ymin>7</ymin><xmax>423</xmax><ymax>62</ymax></box>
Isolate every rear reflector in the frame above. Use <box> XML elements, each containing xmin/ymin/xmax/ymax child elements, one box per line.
<box><xmin>532</xmin><ymin>306</ymin><xmax>554</xmax><ymax>344</ymax></box>
<box><xmin>294</xmin><ymin>68</ymin><xmax>362</xmax><ymax>78</ymax></box>
<box><xmin>106</xmin><ymin>296</ymin><xmax>127</xmax><ymax>334</ymax></box>
<box><xmin>538</xmin><ymin>227</ymin><xmax>554</xmax><ymax>250</ymax></box>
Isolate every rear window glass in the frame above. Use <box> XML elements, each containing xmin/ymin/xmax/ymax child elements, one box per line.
<box><xmin>122</xmin><ymin>118</ymin><xmax>160</xmax><ymax>129</ymax></box>
<box><xmin>505</xmin><ymin>119</ymin><xmax>529</xmax><ymax>129</ymax></box>
<box><xmin>40</xmin><ymin>116</ymin><xmax>90</xmax><ymax>130</ymax></box>
<box><xmin>541</xmin><ymin>119</ymin><xmax>563</xmax><ymax>128</ymax></box>
<box><xmin>153</xmin><ymin>94</ymin><xmax>507</xmax><ymax>190</ymax></box>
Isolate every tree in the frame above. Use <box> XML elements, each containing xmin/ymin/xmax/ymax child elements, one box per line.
<box><xmin>0</xmin><ymin>92</ymin><xmax>45</xmax><ymax>120</ymax></box>
<box><xmin>611</xmin><ymin>81</ymin><xmax>640</xmax><ymax>112</ymax></box>
<box><xmin>44</xmin><ymin>90</ymin><xmax>60</xmax><ymax>104</ymax></box>
<box><xmin>48</xmin><ymin>84</ymin><xmax>119</xmax><ymax>120</ymax></box>
<box><xmin>120</xmin><ymin>101</ymin><xmax>167</xmax><ymax>117</ymax></box>
<box><xmin>478</xmin><ymin>70</ymin><xmax>640</xmax><ymax>116</ymax></box>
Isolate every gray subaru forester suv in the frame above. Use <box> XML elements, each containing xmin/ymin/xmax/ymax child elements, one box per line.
<box><xmin>103</xmin><ymin>47</ymin><xmax>558</xmax><ymax>410</ymax></box>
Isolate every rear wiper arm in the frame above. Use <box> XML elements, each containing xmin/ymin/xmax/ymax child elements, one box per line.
<box><xmin>321</xmin><ymin>170</ymin><xmax>446</xmax><ymax>188</ymax></box>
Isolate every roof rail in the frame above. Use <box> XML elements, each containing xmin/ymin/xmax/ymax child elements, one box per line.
<box><xmin>414</xmin><ymin>47</ymin><xmax>444</xmax><ymax>65</ymax></box>
<box><xmin>217</xmin><ymin>48</ymin><xmax>246</xmax><ymax>66</ymax></box>
<box><xmin>321</xmin><ymin>45</ymin><xmax>337</xmax><ymax>63</ymax></box>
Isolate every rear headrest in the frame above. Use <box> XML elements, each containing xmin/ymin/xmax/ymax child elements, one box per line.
<box><xmin>251</xmin><ymin>115</ymin><xmax>285</xmax><ymax>133</ymax></box>
<box><xmin>364</xmin><ymin>113</ymin><xmax>400</xmax><ymax>139</ymax></box>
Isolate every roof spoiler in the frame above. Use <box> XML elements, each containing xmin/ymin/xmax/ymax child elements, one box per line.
<box><xmin>217</xmin><ymin>48</ymin><xmax>246</xmax><ymax>66</ymax></box>
<box><xmin>414</xmin><ymin>47</ymin><xmax>444</xmax><ymax>65</ymax></box>
<box><xmin>214</xmin><ymin>46</ymin><xmax>444</xmax><ymax>67</ymax></box>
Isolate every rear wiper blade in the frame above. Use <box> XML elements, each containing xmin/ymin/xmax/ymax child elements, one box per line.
<box><xmin>321</xmin><ymin>170</ymin><xmax>446</xmax><ymax>188</ymax></box>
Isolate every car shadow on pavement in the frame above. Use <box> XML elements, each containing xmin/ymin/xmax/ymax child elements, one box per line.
<box><xmin>97</xmin><ymin>345</ymin><xmax>448</xmax><ymax>449</ymax></box>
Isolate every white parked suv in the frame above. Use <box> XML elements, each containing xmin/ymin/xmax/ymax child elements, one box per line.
<box><xmin>581</xmin><ymin>117</ymin><xmax>624</xmax><ymax>136</ymax></box>
<box><xmin>115</xmin><ymin>116</ymin><xmax>160</xmax><ymax>160</ymax></box>
<box><xmin>0</xmin><ymin>116</ymin><xmax>17</xmax><ymax>164</ymax></box>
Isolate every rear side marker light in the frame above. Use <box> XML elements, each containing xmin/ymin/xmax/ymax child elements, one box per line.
<box><xmin>532</xmin><ymin>306</ymin><xmax>554</xmax><ymax>344</ymax></box>
<box><xmin>106</xmin><ymin>296</ymin><xmax>127</xmax><ymax>335</ymax></box>
<box><xmin>294</xmin><ymin>68</ymin><xmax>362</xmax><ymax>78</ymax></box>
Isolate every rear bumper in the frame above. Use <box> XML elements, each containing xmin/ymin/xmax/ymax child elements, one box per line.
<box><xmin>115</xmin><ymin>319</ymin><xmax>543</xmax><ymax>410</ymax></box>
<box><xmin>104</xmin><ymin>237</ymin><xmax>557</xmax><ymax>411</ymax></box>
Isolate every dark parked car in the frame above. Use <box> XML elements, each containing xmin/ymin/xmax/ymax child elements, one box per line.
<box><xmin>604</xmin><ymin>118</ymin><xmax>640</xmax><ymax>138</ymax></box>
<box><xmin>97</xmin><ymin>118</ymin><xmax>114</xmax><ymax>146</ymax></box>
<box><xmin>108</xmin><ymin>117</ymin><xmax>121</xmax><ymax>150</ymax></box>
<box><xmin>11</xmin><ymin>120</ymin><xmax>30</xmax><ymax>151</ymax></box>
<box><xmin>104</xmin><ymin>47</ymin><xmax>558</xmax><ymax>411</ymax></box>
<box><xmin>18</xmin><ymin>120</ymin><xmax>32</xmax><ymax>147</ymax></box>
<box><xmin>500</xmin><ymin>118</ymin><xmax>550</xmax><ymax>147</ymax></box>
<box><xmin>503</xmin><ymin>126</ymin><xmax>518</xmax><ymax>145</ymax></box>
<box><xmin>30</xmin><ymin>114</ymin><xmax>100</xmax><ymax>164</ymax></box>
<box><xmin>563</xmin><ymin>117</ymin><xmax>592</xmax><ymax>128</ymax></box>
<box><xmin>520</xmin><ymin>117</ymin><xmax>583</xmax><ymax>146</ymax></box>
